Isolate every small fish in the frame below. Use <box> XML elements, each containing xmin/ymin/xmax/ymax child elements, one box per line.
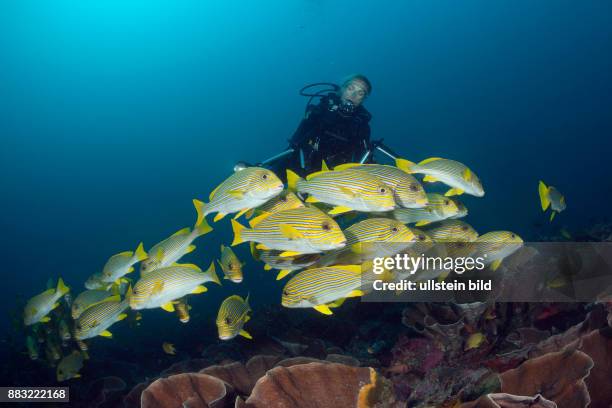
<box><xmin>129</xmin><ymin>263</ymin><xmax>220</xmax><ymax>311</ymax></box>
<box><xmin>72</xmin><ymin>289</ymin><xmax>115</xmax><ymax>319</ymax></box>
<box><xmin>538</xmin><ymin>180</ymin><xmax>566</xmax><ymax>221</ymax></box>
<box><xmin>397</xmin><ymin>157</ymin><xmax>484</xmax><ymax>197</ymax></box>
<box><xmin>281</xmin><ymin>265</ymin><xmax>365</xmax><ymax>315</ymax></box>
<box><xmin>140</xmin><ymin>203</ymin><xmax>214</xmax><ymax>275</ymax></box>
<box><xmin>316</xmin><ymin>218</ymin><xmax>417</xmax><ymax>266</ymax></box>
<box><xmin>467</xmin><ymin>231</ymin><xmax>524</xmax><ymax>271</ymax></box>
<box><xmin>84</xmin><ymin>272</ymin><xmax>112</xmax><ymax>291</ymax></box>
<box><xmin>58</xmin><ymin>319</ymin><xmax>71</xmax><ymax>341</ymax></box>
<box><xmin>100</xmin><ymin>242</ymin><xmax>148</xmax><ymax>284</ymax></box>
<box><xmin>174</xmin><ymin>299</ymin><xmax>191</xmax><ymax>323</ymax></box>
<box><xmin>24</xmin><ymin>278</ymin><xmax>70</xmax><ymax>326</ymax></box>
<box><xmin>248</xmin><ymin>190</ymin><xmax>305</xmax><ymax>218</ymax></box>
<box><xmin>74</xmin><ymin>295</ymin><xmax>129</xmax><ymax>340</ymax></box>
<box><xmin>218</xmin><ymin>244</ymin><xmax>244</xmax><ymax>283</ymax></box>
<box><xmin>194</xmin><ymin>167</ymin><xmax>284</xmax><ymax>222</ymax></box>
<box><xmin>287</xmin><ymin>168</ymin><xmax>396</xmax><ymax>214</ymax></box>
<box><xmin>334</xmin><ymin>163</ymin><xmax>428</xmax><ymax>208</ymax></box>
<box><xmin>162</xmin><ymin>342</ymin><xmax>176</xmax><ymax>355</ymax></box>
<box><xmin>216</xmin><ymin>294</ymin><xmax>252</xmax><ymax>340</ymax></box>
<box><xmin>26</xmin><ymin>335</ymin><xmax>39</xmax><ymax>360</ymax></box>
<box><xmin>56</xmin><ymin>351</ymin><xmax>84</xmax><ymax>381</ymax></box>
<box><xmin>423</xmin><ymin>220</ymin><xmax>479</xmax><ymax>242</ymax></box>
<box><xmin>465</xmin><ymin>332</ymin><xmax>486</xmax><ymax>351</ymax></box>
<box><xmin>392</xmin><ymin>193</ymin><xmax>460</xmax><ymax>226</ymax></box>
<box><xmin>251</xmin><ymin>244</ymin><xmax>320</xmax><ymax>280</ymax></box>
<box><xmin>231</xmin><ymin>207</ymin><xmax>346</xmax><ymax>256</ymax></box>
<box><xmin>45</xmin><ymin>339</ymin><xmax>62</xmax><ymax>364</ymax></box>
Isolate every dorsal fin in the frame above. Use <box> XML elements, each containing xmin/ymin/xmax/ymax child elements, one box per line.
<box><xmin>418</xmin><ymin>157</ymin><xmax>444</xmax><ymax>165</ymax></box>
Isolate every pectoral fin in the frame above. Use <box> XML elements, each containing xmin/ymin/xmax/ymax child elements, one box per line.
<box><xmin>152</xmin><ymin>281</ymin><xmax>164</xmax><ymax>295</ymax></box>
<box><xmin>463</xmin><ymin>168</ymin><xmax>472</xmax><ymax>181</ymax></box>
<box><xmin>338</xmin><ymin>186</ymin><xmax>356</xmax><ymax>198</ymax></box>
<box><xmin>415</xmin><ymin>220</ymin><xmax>431</xmax><ymax>227</ymax></box>
<box><xmin>346</xmin><ymin>290</ymin><xmax>364</xmax><ymax>298</ymax></box>
<box><xmin>490</xmin><ymin>259</ymin><xmax>502</xmax><ymax>271</ymax></box>
<box><xmin>227</xmin><ymin>190</ymin><xmax>245</xmax><ymax>199</ymax></box>
<box><xmin>234</xmin><ymin>207</ymin><xmax>250</xmax><ymax>219</ymax></box>
<box><xmin>305</xmin><ymin>196</ymin><xmax>320</xmax><ymax>203</ymax></box>
<box><xmin>279</xmin><ymin>251</ymin><xmax>302</xmax><ymax>257</ymax></box>
<box><xmin>423</xmin><ymin>175</ymin><xmax>439</xmax><ymax>183</ymax></box>
<box><xmin>100</xmin><ymin>330</ymin><xmax>112</xmax><ymax>338</ymax></box>
<box><xmin>40</xmin><ymin>316</ymin><xmax>51</xmax><ymax>323</ymax></box>
<box><xmin>276</xmin><ymin>269</ymin><xmax>291</xmax><ymax>280</ymax></box>
<box><xmin>256</xmin><ymin>243</ymin><xmax>270</xmax><ymax>250</ymax></box>
<box><xmin>445</xmin><ymin>188</ymin><xmax>464</xmax><ymax>196</ymax></box>
<box><xmin>117</xmin><ymin>313</ymin><xmax>128</xmax><ymax>321</ymax></box>
<box><xmin>185</xmin><ymin>244</ymin><xmax>196</xmax><ymax>254</ymax></box>
<box><xmin>263</xmin><ymin>264</ymin><xmax>272</xmax><ymax>271</ymax></box>
<box><xmin>279</xmin><ymin>224</ymin><xmax>304</xmax><ymax>240</ymax></box>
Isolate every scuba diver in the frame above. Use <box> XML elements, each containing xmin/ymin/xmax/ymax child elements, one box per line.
<box><xmin>235</xmin><ymin>74</ymin><xmax>400</xmax><ymax>179</ymax></box>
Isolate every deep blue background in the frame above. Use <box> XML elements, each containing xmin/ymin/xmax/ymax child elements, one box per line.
<box><xmin>1</xmin><ymin>1</ymin><xmax>611</xmax><ymax>338</ymax></box>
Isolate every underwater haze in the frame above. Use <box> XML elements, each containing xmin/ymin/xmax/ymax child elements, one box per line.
<box><xmin>1</xmin><ymin>0</ymin><xmax>612</xmax><ymax>403</ymax></box>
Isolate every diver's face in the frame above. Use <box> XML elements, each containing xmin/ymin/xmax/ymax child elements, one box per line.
<box><xmin>340</xmin><ymin>79</ymin><xmax>368</xmax><ymax>106</ymax></box>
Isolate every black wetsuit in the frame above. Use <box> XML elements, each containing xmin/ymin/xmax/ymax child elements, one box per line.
<box><xmin>270</xmin><ymin>92</ymin><xmax>373</xmax><ymax>179</ymax></box>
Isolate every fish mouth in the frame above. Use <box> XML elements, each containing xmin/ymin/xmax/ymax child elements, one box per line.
<box><xmin>231</xmin><ymin>278</ymin><xmax>243</xmax><ymax>283</ymax></box>
<box><xmin>219</xmin><ymin>334</ymin><xmax>234</xmax><ymax>340</ymax></box>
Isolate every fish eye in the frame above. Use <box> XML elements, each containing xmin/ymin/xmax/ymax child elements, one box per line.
<box><xmin>283</xmin><ymin>290</ymin><xmax>289</xmax><ymax>296</ymax></box>
<box><xmin>461</xmin><ymin>226</ymin><xmax>469</xmax><ymax>231</ymax></box>
<box><xmin>511</xmin><ymin>233</ymin><xmax>516</xmax><ymax>239</ymax></box>
<box><xmin>379</xmin><ymin>187</ymin><xmax>386</xmax><ymax>193</ymax></box>
<box><xmin>322</xmin><ymin>222</ymin><xmax>331</xmax><ymax>231</ymax></box>
<box><xmin>409</xmin><ymin>184</ymin><xmax>418</xmax><ymax>192</ymax></box>
<box><xmin>224</xmin><ymin>317</ymin><xmax>231</xmax><ymax>324</ymax></box>
<box><xmin>391</xmin><ymin>227</ymin><xmax>398</xmax><ymax>233</ymax></box>
<box><xmin>444</xmin><ymin>200</ymin><xmax>450</xmax><ymax>205</ymax></box>
<box><xmin>418</xmin><ymin>235</ymin><xmax>426</xmax><ymax>241</ymax></box>
<box><xmin>262</xmin><ymin>174</ymin><xmax>268</xmax><ymax>180</ymax></box>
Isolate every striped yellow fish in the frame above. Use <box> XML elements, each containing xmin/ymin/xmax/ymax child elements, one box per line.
<box><xmin>216</xmin><ymin>294</ymin><xmax>252</xmax><ymax>340</ymax></box>
<box><xmin>539</xmin><ymin>180</ymin><xmax>566</xmax><ymax>222</ymax></box>
<box><xmin>26</xmin><ymin>336</ymin><xmax>38</xmax><ymax>360</ymax></box>
<box><xmin>247</xmin><ymin>190</ymin><xmax>305</xmax><ymax>218</ymax></box>
<box><xmin>71</xmin><ymin>289</ymin><xmax>115</xmax><ymax>319</ymax></box>
<box><xmin>397</xmin><ymin>157</ymin><xmax>485</xmax><ymax>197</ymax></box>
<box><xmin>24</xmin><ymin>278</ymin><xmax>70</xmax><ymax>326</ymax></box>
<box><xmin>392</xmin><ymin>193</ymin><xmax>460</xmax><ymax>226</ymax></box>
<box><xmin>140</xmin><ymin>202</ymin><xmax>213</xmax><ymax>275</ymax></box>
<box><xmin>57</xmin><ymin>351</ymin><xmax>84</xmax><ymax>381</ymax></box>
<box><xmin>334</xmin><ymin>163</ymin><xmax>428</xmax><ymax>208</ymax></box>
<box><xmin>465</xmin><ymin>231</ymin><xmax>524</xmax><ymax>271</ymax></box>
<box><xmin>317</xmin><ymin>218</ymin><xmax>417</xmax><ymax>266</ymax></box>
<box><xmin>218</xmin><ymin>244</ymin><xmax>244</xmax><ymax>283</ymax></box>
<box><xmin>84</xmin><ymin>272</ymin><xmax>112</xmax><ymax>290</ymax></box>
<box><xmin>128</xmin><ymin>263</ymin><xmax>220</xmax><ymax>312</ymax></box>
<box><xmin>281</xmin><ymin>265</ymin><xmax>364</xmax><ymax>315</ymax></box>
<box><xmin>74</xmin><ymin>295</ymin><xmax>129</xmax><ymax>340</ymax></box>
<box><xmin>251</xmin><ymin>244</ymin><xmax>320</xmax><ymax>280</ymax></box>
<box><xmin>174</xmin><ymin>298</ymin><xmax>191</xmax><ymax>323</ymax></box>
<box><xmin>231</xmin><ymin>207</ymin><xmax>346</xmax><ymax>256</ymax></box>
<box><xmin>423</xmin><ymin>220</ymin><xmax>479</xmax><ymax>242</ymax></box>
<box><xmin>287</xmin><ymin>168</ymin><xmax>396</xmax><ymax>215</ymax></box>
<box><xmin>194</xmin><ymin>167</ymin><xmax>284</xmax><ymax>222</ymax></box>
<box><xmin>101</xmin><ymin>242</ymin><xmax>148</xmax><ymax>284</ymax></box>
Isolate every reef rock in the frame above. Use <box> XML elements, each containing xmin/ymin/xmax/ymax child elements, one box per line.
<box><xmin>241</xmin><ymin>362</ymin><xmax>398</xmax><ymax>407</ymax></box>
<box><xmin>140</xmin><ymin>373</ymin><xmax>234</xmax><ymax>408</ymax></box>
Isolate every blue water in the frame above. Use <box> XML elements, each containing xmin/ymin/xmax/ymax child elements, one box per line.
<box><xmin>2</xmin><ymin>0</ymin><xmax>611</xmax><ymax>346</ymax></box>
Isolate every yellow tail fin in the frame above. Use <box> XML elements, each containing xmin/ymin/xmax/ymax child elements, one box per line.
<box><xmin>538</xmin><ymin>181</ymin><xmax>550</xmax><ymax>211</ymax></box>
<box><xmin>231</xmin><ymin>219</ymin><xmax>247</xmax><ymax>246</ymax></box>
<box><xmin>193</xmin><ymin>199</ymin><xmax>207</xmax><ymax>228</ymax></box>
<box><xmin>134</xmin><ymin>242</ymin><xmax>148</xmax><ymax>262</ymax></box>
<box><xmin>56</xmin><ymin>278</ymin><xmax>70</xmax><ymax>296</ymax></box>
<box><xmin>286</xmin><ymin>169</ymin><xmax>301</xmax><ymax>192</ymax></box>
<box><xmin>204</xmin><ymin>262</ymin><xmax>221</xmax><ymax>285</ymax></box>
<box><xmin>194</xmin><ymin>210</ymin><xmax>213</xmax><ymax>237</ymax></box>
<box><xmin>395</xmin><ymin>158</ymin><xmax>416</xmax><ymax>173</ymax></box>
